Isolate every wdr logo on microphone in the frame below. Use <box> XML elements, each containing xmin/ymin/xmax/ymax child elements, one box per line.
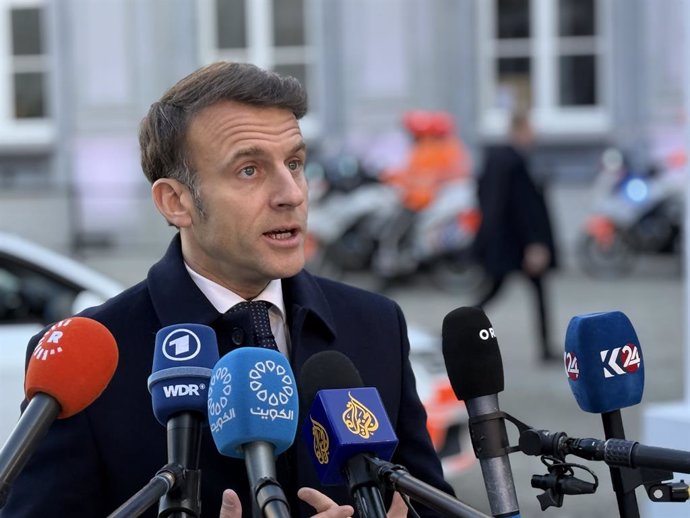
<box><xmin>600</xmin><ymin>343</ymin><xmax>641</xmax><ymax>378</ymax></box>
<box><xmin>163</xmin><ymin>383</ymin><xmax>204</xmax><ymax>398</ymax></box>
<box><xmin>161</xmin><ymin>328</ymin><xmax>202</xmax><ymax>361</ymax></box>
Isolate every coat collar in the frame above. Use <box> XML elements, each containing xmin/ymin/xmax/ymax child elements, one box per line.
<box><xmin>147</xmin><ymin>234</ymin><xmax>336</xmax><ymax>339</ymax></box>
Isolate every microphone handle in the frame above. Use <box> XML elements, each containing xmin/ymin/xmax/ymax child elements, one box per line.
<box><xmin>244</xmin><ymin>441</ymin><xmax>290</xmax><ymax>518</ymax></box>
<box><xmin>601</xmin><ymin>410</ymin><xmax>640</xmax><ymax>518</ymax></box>
<box><xmin>159</xmin><ymin>413</ymin><xmax>203</xmax><ymax>518</ymax></box>
<box><xmin>465</xmin><ymin>395</ymin><xmax>520</xmax><ymax>518</ymax></box>
<box><xmin>343</xmin><ymin>453</ymin><xmax>387</xmax><ymax>518</ymax></box>
<box><xmin>0</xmin><ymin>393</ymin><xmax>60</xmax><ymax>508</ymax></box>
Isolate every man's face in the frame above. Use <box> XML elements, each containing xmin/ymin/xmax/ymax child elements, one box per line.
<box><xmin>180</xmin><ymin>100</ymin><xmax>308</xmax><ymax>298</ymax></box>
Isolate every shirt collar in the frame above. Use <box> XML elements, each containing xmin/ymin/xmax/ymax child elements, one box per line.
<box><xmin>183</xmin><ymin>263</ymin><xmax>286</xmax><ymax>321</ymax></box>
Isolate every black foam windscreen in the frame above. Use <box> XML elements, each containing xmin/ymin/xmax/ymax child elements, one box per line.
<box><xmin>299</xmin><ymin>350</ymin><xmax>364</xmax><ymax>415</ymax></box>
<box><xmin>441</xmin><ymin>306</ymin><xmax>504</xmax><ymax>400</ymax></box>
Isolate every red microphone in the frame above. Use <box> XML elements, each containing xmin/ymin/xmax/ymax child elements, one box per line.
<box><xmin>0</xmin><ymin>317</ymin><xmax>118</xmax><ymax>507</ymax></box>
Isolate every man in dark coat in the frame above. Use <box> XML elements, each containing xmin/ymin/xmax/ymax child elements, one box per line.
<box><xmin>1</xmin><ymin>63</ymin><xmax>453</xmax><ymax>518</ymax></box>
<box><xmin>471</xmin><ymin>110</ymin><xmax>558</xmax><ymax>362</ymax></box>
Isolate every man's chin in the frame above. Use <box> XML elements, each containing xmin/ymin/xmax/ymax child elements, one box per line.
<box><xmin>269</xmin><ymin>257</ymin><xmax>305</xmax><ymax>280</ymax></box>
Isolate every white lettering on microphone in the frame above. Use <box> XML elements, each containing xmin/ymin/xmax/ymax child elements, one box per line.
<box><xmin>47</xmin><ymin>331</ymin><xmax>64</xmax><ymax>344</ymax></box>
<box><xmin>163</xmin><ymin>384</ymin><xmax>201</xmax><ymax>397</ymax></box>
<box><xmin>478</xmin><ymin>327</ymin><xmax>496</xmax><ymax>340</ymax></box>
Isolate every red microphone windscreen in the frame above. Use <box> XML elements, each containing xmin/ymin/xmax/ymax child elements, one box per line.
<box><xmin>25</xmin><ymin>316</ymin><xmax>118</xmax><ymax>418</ymax></box>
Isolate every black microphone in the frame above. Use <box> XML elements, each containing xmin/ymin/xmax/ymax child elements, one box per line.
<box><xmin>0</xmin><ymin>317</ymin><xmax>118</xmax><ymax>508</ymax></box>
<box><xmin>300</xmin><ymin>351</ymin><xmax>389</xmax><ymax>518</ymax></box>
<box><xmin>147</xmin><ymin>324</ymin><xmax>220</xmax><ymax>518</ymax></box>
<box><xmin>442</xmin><ymin>307</ymin><xmax>521</xmax><ymax>518</ymax></box>
<box><xmin>301</xmin><ymin>351</ymin><xmax>492</xmax><ymax>518</ymax></box>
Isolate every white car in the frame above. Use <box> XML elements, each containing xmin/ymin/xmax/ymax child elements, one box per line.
<box><xmin>0</xmin><ymin>232</ymin><xmax>472</xmax><ymax>476</ymax></box>
<box><xmin>0</xmin><ymin>232</ymin><xmax>123</xmax><ymax>442</ymax></box>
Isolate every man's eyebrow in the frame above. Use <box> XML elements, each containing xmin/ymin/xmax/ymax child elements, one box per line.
<box><xmin>290</xmin><ymin>141</ymin><xmax>307</xmax><ymax>155</ymax></box>
<box><xmin>228</xmin><ymin>146</ymin><xmax>267</xmax><ymax>163</ymax></box>
<box><xmin>227</xmin><ymin>141</ymin><xmax>307</xmax><ymax>164</ymax></box>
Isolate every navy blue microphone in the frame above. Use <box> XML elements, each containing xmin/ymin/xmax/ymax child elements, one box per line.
<box><xmin>300</xmin><ymin>351</ymin><xmax>392</xmax><ymax>518</ymax></box>
<box><xmin>147</xmin><ymin>323</ymin><xmax>219</xmax><ymax>518</ymax></box>
<box><xmin>565</xmin><ymin>311</ymin><xmax>645</xmax><ymax>518</ymax></box>
<box><xmin>208</xmin><ymin>347</ymin><xmax>297</xmax><ymax>518</ymax></box>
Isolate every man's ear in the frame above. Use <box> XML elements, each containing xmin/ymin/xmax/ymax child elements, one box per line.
<box><xmin>151</xmin><ymin>178</ymin><xmax>195</xmax><ymax>228</ymax></box>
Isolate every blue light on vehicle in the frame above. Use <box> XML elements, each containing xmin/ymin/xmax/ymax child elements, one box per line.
<box><xmin>624</xmin><ymin>178</ymin><xmax>649</xmax><ymax>203</ymax></box>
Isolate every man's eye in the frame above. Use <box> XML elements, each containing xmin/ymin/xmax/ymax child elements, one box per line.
<box><xmin>288</xmin><ymin>160</ymin><xmax>303</xmax><ymax>171</ymax></box>
<box><xmin>240</xmin><ymin>166</ymin><xmax>256</xmax><ymax>177</ymax></box>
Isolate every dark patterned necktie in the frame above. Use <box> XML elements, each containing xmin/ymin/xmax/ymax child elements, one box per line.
<box><xmin>225</xmin><ymin>300</ymin><xmax>278</xmax><ymax>350</ymax></box>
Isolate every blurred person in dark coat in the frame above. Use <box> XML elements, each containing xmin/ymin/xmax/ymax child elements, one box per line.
<box><xmin>471</xmin><ymin>110</ymin><xmax>559</xmax><ymax>362</ymax></box>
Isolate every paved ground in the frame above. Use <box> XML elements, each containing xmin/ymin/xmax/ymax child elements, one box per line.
<box><xmin>78</xmin><ymin>184</ymin><xmax>686</xmax><ymax>517</ymax></box>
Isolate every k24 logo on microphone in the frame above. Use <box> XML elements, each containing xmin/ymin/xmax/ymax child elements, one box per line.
<box><xmin>564</xmin><ymin>352</ymin><xmax>579</xmax><ymax>380</ymax></box>
<box><xmin>600</xmin><ymin>343</ymin><xmax>641</xmax><ymax>378</ymax></box>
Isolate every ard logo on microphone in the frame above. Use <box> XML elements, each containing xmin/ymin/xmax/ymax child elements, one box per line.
<box><xmin>161</xmin><ymin>328</ymin><xmax>202</xmax><ymax>361</ymax></box>
<box><xmin>601</xmin><ymin>343</ymin><xmax>641</xmax><ymax>378</ymax></box>
<box><xmin>33</xmin><ymin>318</ymin><xmax>72</xmax><ymax>361</ymax></box>
<box><xmin>342</xmin><ymin>392</ymin><xmax>379</xmax><ymax>439</ymax></box>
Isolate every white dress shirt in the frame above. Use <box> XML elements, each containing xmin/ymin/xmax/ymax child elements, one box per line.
<box><xmin>184</xmin><ymin>264</ymin><xmax>290</xmax><ymax>355</ymax></box>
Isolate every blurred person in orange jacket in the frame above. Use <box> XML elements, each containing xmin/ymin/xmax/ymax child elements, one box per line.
<box><xmin>374</xmin><ymin>111</ymin><xmax>472</xmax><ymax>279</ymax></box>
<box><xmin>384</xmin><ymin>111</ymin><xmax>472</xmax><ymax>211</ymax></box>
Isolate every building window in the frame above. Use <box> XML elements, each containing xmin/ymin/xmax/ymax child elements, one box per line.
<box><xmin>0</xmin><ymin>0</ymin><xmax>52</xmax><ymax>147</ymax></box>
<box><xmin>11</xmin><ymin>6</ymin><xmax>46</xmax><ymax>118</ymax></box>
<box><xmin>200</xmin><ymin>0</ymin><xmax>316</xmax><ymax>135</ymax></box>
<box><xmin>479</xmin><ymin>0</ymin><xmax>609</xmax><ymax>136</ymax></box>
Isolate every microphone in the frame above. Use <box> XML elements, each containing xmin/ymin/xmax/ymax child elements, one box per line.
<box><xmin>441</xmin><ymin>306</ymin><xmax>521</xmax><ymax>518</ymax></box>
<box><xmin>301</xmin><ymin>351</ymin><xmax>491</xmax><ymax>518</ymax></box>
<box><xmin>147</xmin><ymin>323</ymin><xmax>220</xmax><ymax>518</ymax></box>
<box><xmin>0</xmin><ymin>317</ymin><xmax>118</xmax><ymax>508</ymax></box>
<box><xmin>208</xmin><ymin>347</ymin><xmax>297</xmax><ymax>518</ymax></box>
<box><xmin>565</xmin><ymin>311</ymin><xmax>644</xmax><ymax>517</ymax></box>
<box><xmin>300</xmin><ymin>351</ymin><xmax>391</xmax><ymax>518</ymax></box>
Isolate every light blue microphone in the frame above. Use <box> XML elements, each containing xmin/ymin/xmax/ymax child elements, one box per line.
<box><xmin>208</xmin><ymin>347</ymin><xmax>298</xmax><ymax>518</ymax></box>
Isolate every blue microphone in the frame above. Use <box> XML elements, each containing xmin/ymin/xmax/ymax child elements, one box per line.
<box><xmin>301</xmin><ymin>351</ymin><xmax>395</xmax><ymax>518</ymax></box>
<box><xmin>564</xmin><ymin>311</ymin><xmax>644</xmax><ymax>518</ymax></box>
<box><xmin>208</xmin><ymin>347</ymin><xmax>297</xmax><ymax>518</ymax></box>
<box><xmin>147</xmin><ymin>323</ymin><xmax>219</xmax><ymax>517</ymax></box>
<box><xmin>565</xmin><ymin>311</ymin><xmax>644</xmax><ymax>414</ymax></box>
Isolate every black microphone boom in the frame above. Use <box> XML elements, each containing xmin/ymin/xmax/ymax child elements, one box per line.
<box><xmin>520</xmin><ymin>429</ymin><xmax>690</xmax><ymax>474</ymax></box>
<box><xmin>366</xmin><ymin>457</ymin><xmax>492</xmax><ymax>518</ymax></box>
<box><xmin>107</xmin><ymin>464</ymin><xmax>184</xmax><ymax>518</ymax></box>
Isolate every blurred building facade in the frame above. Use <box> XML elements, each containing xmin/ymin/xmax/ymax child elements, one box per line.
<box><xmin>0</xmin><ymin>0</ymin><xmax>685</xmax><ymax>252</ymax></box>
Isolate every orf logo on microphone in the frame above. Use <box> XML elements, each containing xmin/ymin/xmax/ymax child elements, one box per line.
<box><xmin>601</xmin><ymin>343</ymin><xmax>641</xmax><ymax>378</ymax></box>
<box><xmin>161</xmin><ymin>328</ymin><xmax>202</xmax><ymax>361</ymax></box>
<box><xmin>478</xmin><ymin>327</ymin><xmax>496</xmax><ymax>341</ymax></box>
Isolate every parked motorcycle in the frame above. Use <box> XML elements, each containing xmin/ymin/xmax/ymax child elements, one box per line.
<box><xmin>305</xmin><ymin>154</ymin><xmax>483</xmax><ymax>291</ymax></box>
<box><xmin>576</xmin><ymin>148</ymin><xmax>685</xmax><ymax>278</ymax></box>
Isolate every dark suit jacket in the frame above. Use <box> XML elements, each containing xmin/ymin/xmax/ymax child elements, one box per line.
<box><xmin>472</xmin><ymin>144</ymin><xmax>557</xmax><ymax>277</ymax></box>
<box><xmin>1</xmin><ymin>235</ymin><xmax>453</xmax><ymax>517</ymax></box>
